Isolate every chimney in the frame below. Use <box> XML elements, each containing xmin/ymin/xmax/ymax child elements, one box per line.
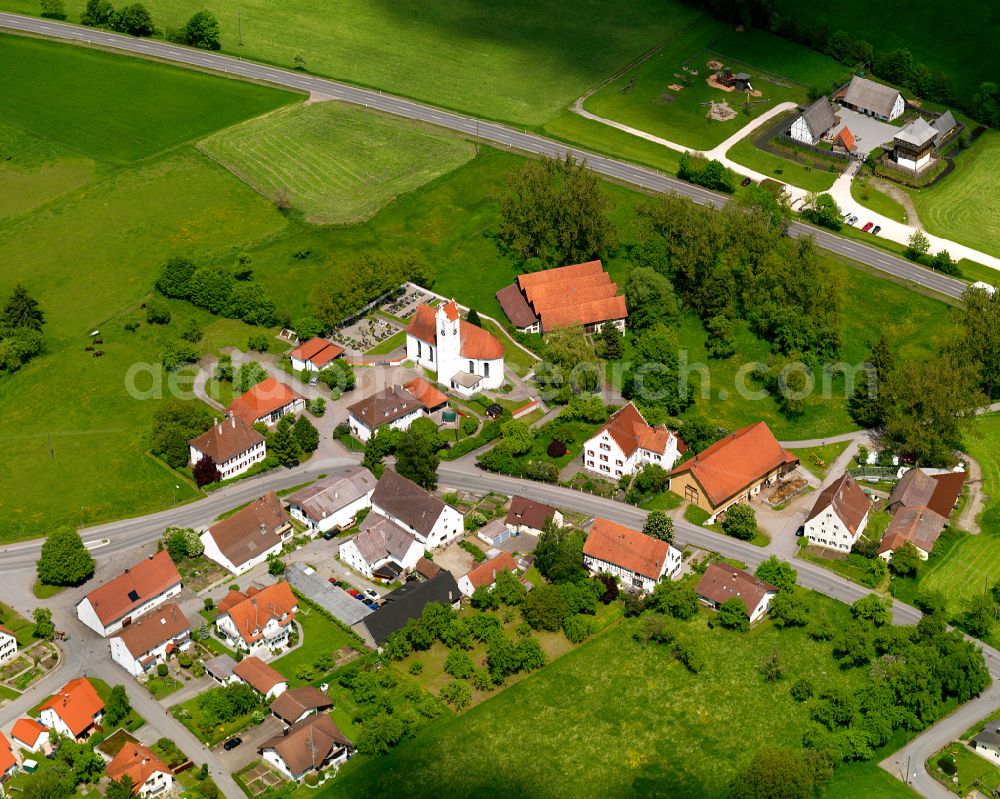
<box><xmin>231</xmin><ymin>415</ymin><xmax>236</xmax><ymax>429</ymax></box>
<box><xmin>260</xmin><ymin>523</ymin><xmax>267</xmax><ymax>535</ymax></box>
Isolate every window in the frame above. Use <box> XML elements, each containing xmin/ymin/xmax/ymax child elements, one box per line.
<box><xmin>600</xmin><ymin>454</ymin><xmax>608</xmax><ymax>462</ymax></box>
<box><xmin>416</xmin><ymin>341</ymin><xmax>421</xmax><ymax>358</ymax></box>
<box><xmin>600</xmin><ymin>465</ymin><xmax>610</xmax><ymax>472</ymax></box>
<box><xmin>615</xmin><ymin>459</ymin><xmax>623</xmax><ymax>466</ymax></box>
<box><xmin>484</xmin><ymin>362</ymin><xmax>490</xmax><ymax>378</ymax></box>
<box><xmin>469</xmin><ymin>360</ymin><xmax>474</xmax><ymax>373</ymax></box>
<box><xmin>600</xmin><ymin>442</ymin><xmax>610</xmax><ymax>451</ymax></box>
<box><xmin>429</xmin><ymin>347</ymin><xmax>434</xmax><ymax>362</ymax></box>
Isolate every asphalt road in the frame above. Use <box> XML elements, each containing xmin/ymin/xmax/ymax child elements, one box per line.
<box><xmin>0</xmin><ymin>12</ymin><xmax>971</xmax><ymax>303</ymax></box>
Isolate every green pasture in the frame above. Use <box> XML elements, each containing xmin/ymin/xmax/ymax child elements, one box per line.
<box><xmin>851</xmin><ymin>178</ymin><xmax>909</xmax><ymax>225</ymax></box>
<box><xmin>727</xmin><ymin>131</ymin><xmax>841</xmax><ymax>192</ymax></box>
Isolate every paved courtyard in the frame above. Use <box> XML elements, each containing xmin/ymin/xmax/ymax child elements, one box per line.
<box><xmin>831</xmin><ymin>107</ymin><xmax>900</xmax><ymax>155</ymax></box>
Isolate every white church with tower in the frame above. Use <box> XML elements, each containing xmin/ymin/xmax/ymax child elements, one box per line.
<box><xmin>405</xmin><ymin>300</ymin><xmax>505</xmax><ymax>397</ymax></box>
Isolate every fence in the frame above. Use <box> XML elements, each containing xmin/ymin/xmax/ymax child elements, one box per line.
<box><xmin>777</xmin><ymin>131</ymin><xmax>853</xmax><ymax>161</ymax></box>
<box><xmin>849</xmin><ymin>466</ymin><xmax>900</xmax><ymax>481</ymax></box>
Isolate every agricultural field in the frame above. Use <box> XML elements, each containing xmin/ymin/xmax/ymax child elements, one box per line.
<box><xmin>0</xmin><ymin>0</ymin><xmax>702</xmax><ymax>127</ymax></box>
<box><xmin>198</xmin><ymin>102</ymin><xmax>476</xmax><ymax>225</ymax></box>
<box><xmin>906</xmin><ymin>132</ymin><xmax>1000</xmax><ymax>258</ymax></box>
<box><xmin>321</xmin><ymin>594</ymin><xmax>882</xmax><ymax>799</ymax></box>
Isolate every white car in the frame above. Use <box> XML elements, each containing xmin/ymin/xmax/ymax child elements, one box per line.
<box><xmin>362</xmin><ymin>589</ymin><xmax>380</xmax><ymax>602</ymax></box>
<box><xmin>846</xmin><ymin>215</ymin><xmax>859</xmax><ymax>225</ymax></box>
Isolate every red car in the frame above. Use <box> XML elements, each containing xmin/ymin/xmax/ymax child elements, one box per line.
<box><xmin>862</xmin><ymin>222</ymin><xmax>874</xmax><ymax>233</ymax></box>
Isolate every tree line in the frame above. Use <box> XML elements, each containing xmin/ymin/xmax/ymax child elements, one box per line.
<box><xmin>73</xmin><ymin>0</ymin><xmax>221</xmax><ymax>49</ymax></box>
<box><xmin>0</xmin><ymin>284</ymin><xmax>45</xmax><ymax>375</ymax></box>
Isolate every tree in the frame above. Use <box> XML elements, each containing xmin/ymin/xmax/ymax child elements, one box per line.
<box><xmin>496</xmin><ymin>154</ymin><xmax>616</xmax><ymax>266</ymax></box>
<box><xmin>768</xmin><ymin>591</ymin><xmax>809</xmax><ymax>628</ymax></box>
<box><xmin>292</xmin><ymin>315</ymin><xmax>325</xmax><ymax>340</ymax></box>
<box><xmin>270</xmin><ymin>416</ymin><xmax>300</xmax><ymax>466</ymax></box>
<box><xmin>355</xmin><ymin>713</ymin><xmax>404</xmax><ymax>756</ymax></box>
<box><xmin>192</xmin><ymin>455</ymin><xmax>221</xmax><ymax>487</ymax></box>
<box><xmin>973</xmin><ymin>82</ymin><xmax>1000</xmax><ymax>128</ymax></box>
<box><xmin>444</xmin><ymin>650</ymin><xmax>474</xmax><ymax>679</ymax></box>
<box><xmin>182</xmin><ymin>10</ymin><xmax>220</xmax><ymax>49</ymax></box>
<box><xmin>40</xmin><ymin>0</ymin><xmax>67</xmax><ymax>19</ymax></box>
<box><xmin>760</xmin><ymin>649</ymin><xmax>783</xmax><ymax>682</ymax></box>
<box><xmin>622</xmin><ymin>267</ymin><xmax>678</xmax><ymax>332</ymax></box>
<box><xmin>678</xmin><ymin>417</ymin><xmax>721</xmax><ymax>454</ymax></box>
<box><xmin>164</xmin><ymin>527</ymin><xmax>193</xmax><ymax>562</ymax></box>
<box><xmin>267</xmin><ymin>556</ymin><xmax>286</xmax><ymax>576</ymax></box>
<box><xmin>234</xmin><ymin>361</ymin><xmax>268</xmax><ymax>393</ymax></box>
<box><xmin>187</xmin><ymin>266</ymin><xmax>235</xmax><ymax>315</ymax></box>
<box><xmin>440</xmin><ymin>680</ymin><xmax>471</xmax><ymax>711</ymax></box>
<box><xmin>161</xmin><ymin>340</ymin><xmax>198</xmax><ymax>371</ymax></box>
<box><xmin>727</xmin><ymin>747</ymin><xmax>832</xmax><ymax>799</ymax></box>
<box><xmin>151</xmin><ymin>398</ymin><xmax>212</xmax><ymax>468</ymax></box>
<box><xmin>801</xmin><ymin>192</ymin><xmax>842</xmax><ymax>231</ymax></box>
<box><xmin>32</xmin><ymin>607</ymin><xmax>55</xmax><ymax>640</ymax></box>
<box><xmin>492</xmin><ymin>569</ymin><xmax>527</xmax><ymax>606</ymax></box>
<box><xmin>962</xmin><ymin>594</ymin><xmax>995</xmax><ymax>638</ymax></box>
<box><xmin>755</xmin><ymin>556</ymin><xmax>797</xmax><ymax>592</ymax></box>
<box><xmin>155</xmin><ymin>256</ymin><xmax>197</xmax><ymax>298</ymax></box>
<box><xmin>851</xmin><ymin>593</ymin><xmax>892</xmax><ymax>626</ymax></box>
<box><xmin>292</xmin><ymin>415</ymin><xmax>320</xmax><ymax>453</ymax></box>
<box><xmin>523</xmin><ymin>584</ymin><xmax>567</xmax><ymax>631</ymax></box>
<box><xmin>37</xmin><ymin>526</ymin><xmax>94</xmax><ymax>586</ymax></box>
<box><xmin>80</xmin><ymin>0</ymin><xmax>114</xmax><ymax>26</ymax></box>
<box><xmin>1</xmin><ymin>284</ymin><xmax>45</xmax><ymax>335</ymax></box>
<box><xmin>106</xmin><ymin>776</ymin><xmax>134</xmax><ymax>799</ymax></box>
<box><xmin>597</xmin><ymin>322</ymin><xmax>623</xmax><ymax>360</ymax></box>
<box><xmin>466</xmin><ymin>308</ymin><xmax>482</xmax><ymax>327</ymax></box>
<box><xmin>705</xmin><ymin>314</ymin><xmax>736</xmax><ymax>359</ymax></box>
<box><xmin>905</xmin><ymin>230</ymin><xmax>930</xmax><ymax>261</ymax></box>
<box><xmin>712</xmin><ymin>597</ymin><xmax>750</xmax><ymax>631</ymax></box>
<box><xmin>247</xmin><ymin>333</ymin><xmax>270</xmax><ymax>353</ymax></box>
<box><xmin>395</xmin><ymin>425</ymin><xmax>440</xmax><ymax>489</ymax></box>
<box><xmin>537</xmin><ymin>325</ymin><xmax>600</xmax><ymax>400</ymax></box>
<box><xmin>650</xmin><ymin>580</ymin><xmax>699</xmax><ymax>620</ymax></box>
<box><xmin>534</xmin><ymin>521</ymin><xmax>586</xmax><ymax>583</ymax></box>
<box><xmin>361</xmin><ymin>426</ymin><xmax>392</xmax><ymax>478</ymax></box>
<box><xmin>721</xmin><ymin>503</ymin><xmax>758</xmax><ymax>541</ymax></box>
<box><xmin>110</xmin><ymin>2</ymin><xmax>155</xmax><ymax>35</ymax></box>
<box><xmin>848</xmin><ymin>334</ymin><xmax>895</xmax><ymax>428</ymax></box>
<box><xmin>179</xmin><ymin>318</ymin><xmax>202</xmax><ymax>343</ymax></box>
<box><xmin>622</xmin><ymin>324</ymin><xmax>698</xmax><ymax>416</ymax></box>
<box><xmin>642</xmin><ymin>510</ymin><xmax>674</xmax><ymax>543</ymax></box>
<box><xmin>889</xmin><ymin>541</ymin><xmax>921</xmax><ymax>576</ymax></box>
<box><xmin>105</xmin><ymin>684</ymin><xmax>131</xmax><ymax>727</ymax></box>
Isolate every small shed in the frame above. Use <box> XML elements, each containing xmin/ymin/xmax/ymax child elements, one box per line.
<box><xmin>477</xmin><ymin>518</ymin><xmax>514</xmax><ymax>547</ymax></box>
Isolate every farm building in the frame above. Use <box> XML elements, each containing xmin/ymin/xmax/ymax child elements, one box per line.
<box><xmin>200</xmin><ymin>492</ymin><xmax>292</xmax><ymax>574</ymax></box>
<box><xmin>892</xmin><ymin>117</ymin><xmax>938</xmax><ymax>171</ymax></box>
<box><xmin>583</xmin><ymin>518</ymin><xmax>681</xmax><ymax>593</ymax></box>
<box><xmin>803</xmin><ymin>473</ymin><xmax>870</xmax><ymax>552</ymax></box>
<box><xmin>285</xmin><ymin>467</ymin><xmax>376</xmax><ymax>536</ymax></box>
<box><xmin>789</xmin><ymin>97</ymin><xmax>836</xmax><ymax>145</ymax></box>
<box><xmin>288</xmin><ymin>337</ymin><xmax>344</xmax><ymax>372</ymax></box>
<box><xmin>347</xmin><ymin>379</ymin><xmax>448</xmax><ymax>443</ymax></box>
<box><xmin>839</xmin><ymin>76</ymin><xmax>904</xmax><ymax>121</ymax></box>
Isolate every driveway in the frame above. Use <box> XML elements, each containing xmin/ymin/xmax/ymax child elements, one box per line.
<box><xmin>829</xmin><ymin>108</ymin><xmax>899</xmax><ymax>155</ymax></box>
<box><xmin>213</xmin><ymin>714</ymin><xmax>284</xmax><ymax>773</ymax></box>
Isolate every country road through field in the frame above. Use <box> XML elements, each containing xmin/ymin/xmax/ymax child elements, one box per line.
<box><xmin>0</xmin><ymin>12</ymin><xmax>979</xmax><ymax>303</ymax></box>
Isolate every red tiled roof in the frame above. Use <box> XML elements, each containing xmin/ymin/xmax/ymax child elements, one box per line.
<box><xmin>806</xmin><ymin>473</ymin><xmax>870</xmax><ymax>534</ymax></box>
<box><xmin>39</xmin><ymin>678</ymin><xmax>104</xmax><ymax>738</ymax></box>
<box><xmin>11</xmin><ymin>718</ymin><xmax>47</xmax><ymax>747</ymax></box>
<box><xmin>833</xmin><ymin>126</ymin><xmax>857</xmax><ymax>151</ymax></box>
<box><xmin>529</xmin><ymin>281</ymin><xmax>619</xmax><ymax>313</ymax></box>
<box><xmin>406</xmin><ymin>304</ymin><xmax>504</xmax><ymax>361</ymax></box>
<box><xmin>218</xmin><ymin>587</ymin><xmax>256</xmax><ymax>614</ymax></box>
<box><xmin>189</xmin><ymin>415</ymin><xmax>265</xmax><ymax>465</ymax></box>
<box><xmin>591</xmin><ymin>402</ymin><xmax>680</xmax><ymax>459</ymax></box>
<box><xmin>463</xmin><ymin>552</ymin><xmax>518</xmax><ymax>591</ymax></box>
<box><xmin>516</xmin><ymin>260</ymin><xmax>604</xmax><ymax>290</ymax></box>
<box><xmin>696</xmin><ymin>563</ymin><xmax>777</xmax><ymax>615</ymax></box>
<box><xmin>289</xmin><ymin>337</ymin><xmax>344</xmax><ymax>367</ymax></box>
<box><xmin>405</xmin><ymin>304</ymin><xmax>436</xmax><ymax>345</ymax></box>
<box><xmin>495</xmin><ymin>284</ymin><xmax>539</xmax><ymax>329</ymax></box>
<box><xmin>583</xmin><ymin>518</ymin><xmax>671</xmax><ymax>581</ymax></box>
<box><xmin>259</xmin><ymin>713</ymin><xmax>351</xmax><ymax>776</ymax></box>
<box><xmin>442</xmin><ymin>300</ymin><xmax>460</xmax><ymax>321</ymax></box>
<box><xmin>228</xmin><ymin>377</ymin><xmax>303</xmax><ymax>425</ymax></box>
<box><xmin>538</xmin><ymin>296</ymin><xmax>628</xmax><ymax>332</ymax></box>
<box><xmin>402</xmin><ymin>377</ymin><xmax>449</xmax><ymax>410</ymax></box>
<box><xmin>670</xmin><ymin>422</ymin><xmax>797</xmax><ymax>508</ymax></box>
<box><xmin>106</xmin><ymin>743</ymin><xmax>170</xmax><ymax>793</ymax></box>
<box><xmin>878</xmin><ymin>506</ymin><xmax>947</xmax><ymax>556</ymax></box>
<box><xmin>511</xmin><ymin>261</ymin><xmax>628</xmax><ymax>332</ymax></box>
<box><xmin>81</xmin><ymin>550</ymin><xmax>180</xmax><ymax>627</ymax></box>
<box><xmin>224</xmin><ymin>581</ymin><xmax>297</xmax><ymax>646</ymax></box>
<box><xmin>0</xmin><ymin>732</ymin><xmax>14</xmax><ymax>775</ymax></box>
<box><xmin>233</xmin><ymin>656</ymin><xmax>286</xmax><ymax>695</ymax></box>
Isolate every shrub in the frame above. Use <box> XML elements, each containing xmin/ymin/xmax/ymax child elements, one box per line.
<box><xmin>440</xmin><ymin>680</ymin><xmax>472</xmax><ymax>711</ymax></box>
<box><xmin>408</xmin><ymin>661</ymin><xmax>423</xmax><ymax>675</ymax></box>
<box><xmin>156</xmin><ymin>663</ymin><xmax>168</xmax><ymax>677</ymax></box>
<box><xmin>526</xmin><ymin>460</ymin><xmax>559</xmax><ymax>483</ymax></box>
<box><xmin>145</xmin><ymin>298</ymin><xmax>171</xmax><ymax>325</ymax></box>
<box><xmin>546</xmin><ymin>439</ymin><xmax>568</xmax><ymax>458</ymax></box>
<box><xmin>444</xmin><ymin>650</ymin><xmax>474</xmax><ymax>679</ymax></box>
<box><xmin>563</xmin><ymin>614</ymin><xmax>592</xmax><ymax>643</ymax></box>
<box><xmin>791</xmin><ymin>678</ymin><xmax>814</xmax><ymax>701</ymax></box>
<box><xmin>40</xmin><ymin>0</ymin><xmax>67</xmax><ymax>18</ymax></box>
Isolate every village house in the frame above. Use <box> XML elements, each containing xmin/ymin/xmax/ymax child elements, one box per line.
<box><xmin>357</xmin><ymin>570</ymin><xmax>461</xmax><ymax>648</ymax></box>
<box><xmin>215</xmin><ymin>581</ymin><xmax>298</xmax><ymax>655</ymax></box>
<box><xmin>338</xmin><ymin>513</ymin><xmax>423</xmax><ymax>581</ymax></box>
<box><xmin>76</xmin><ymin>550</ymin><xmax>182</xmax><ymax>637</ymax></box>
<box><xmin>200</xmin><ymin>491</ymin><xmax>292</xmax><ymax>574</ymax></box>
<box><xmin>583</xmin><ymin>402</ymin><xmax>685</xmax><ymax>479</ymax></box>
<box><xmin>228</xmin><ymin>376</ymin><xmax>305</xmax><ymax>427</ymax></box>
<box><xmin>839</xmin><ymin>75</ymin><xmax>904</xmax><ymax>121</ymax></box>
<box><xmin>669</xmin><ymin>422</ymin><xmax>798</xmax><ymax>523</ymax></box>
<box><xmin>582</xmin><ymin>517</ymin><xmax>681</xmax><ymax>593</ymax></box>
<box><xmin>495</xmin><ymin>260</ymin><xmax>627</xmax><ymax>335</ymax></box>
<box><xmin>696</xmin><ymin>563</ymin><xmax>778</xmax><ymax>625</ymax></box>
<box><xmin>931</xmin><ymin>110</ymin><xmax>958</xmax><ymax>145</ymax></box>
<box><xmin>458</xmin><ymin>551</ymin><xmax>519</xmax><ymax>597</ymax></box>
<box><xmin>105</xmin><ymin>743</ymin><xmax>173</xmax><ymax>798</ymax></box>
<box><xmin>877</xmin><ymin>506</ymin><xmax>948</xmax><ymax>561</ymax></box>
<box><xmin>285</xmin><ymin>466</ymin><xmax>377</xmax><ymax>536</ymax></box>
<box><xmin>188</xmin><ymin>414</ymin><xmax>266</xmax><ymax>480</ymax></box>
<box><xmin>0</xmin><ymin>624</ymin><xmax>16</xmax><ymax>665</ymax></box>
<box><xmin>259</xmin><ymin>713</ymin><xmax>353</xmax><ymax>783</ymax></box>
<box><xmin>288</xmin><ymin>337</ymin><xmax>344</xmax><ymax>373</ymax></box>
<box><xmin>109</xmin><ymin>603</ymin><xmax>192</xmax><ymax>679</ymax></box>
<box><xmin>0</xmin><ymin>733</ymin><xmax>16</xmax><ymax>782</ymax></box>
<box><xmin>346</xmin><ymin>379</ymin><xmax>448</xmax><ymax>443</ymax></box>
<box><xmin>789</xmin><ymin>96</ymin><xmax>836</xmax><ymax>145</ymax></box>
<box><xmin>269</xmin><ymin>686</ymin><xmax>334</xmax><ymax>726</ymax></box>
<box><xmin>10</xmin><ymin>718</ymin><xmax>49</xmax><ymax>755</ymax></box>
<box><xmin>370</xmin><ymin>469</ymin><xmax>464</xmax><ymax>550</ymax></box>
<box><xmin>39</xmin><ymin>677</ymin><xmax>104</xmax><ymax>741</ymax></box>
<box><xmin>878</xmin><ymin>468</ymin><xmax>965</xmax><ymax>559</ymax></box>
<box><xmin>233</xmin><ymin>656</ymin><xmax>288</xmax><ymax>699</ymax></box>
<box><xmin>405</xmin><ymin>300</ymin><xmax>504</xmax><ymax>396</ymax></box>
<box><xmin>971</xmin><ymin>722</ymin><xmax>1000</xmax><ymax>766</ymax></box>
<box><xmin>505</xmin><ymin>496</ymin><xmax>563</xmax><ymax>537</ymax></box>
<box><xmin>892</xmin><ymin>117</ymin><xmax>937</xmax><ymax>171</ymax></box>
<box><xmin>803</xmin><ymin>473</ymin><xmax>871</xmax><ymax>552</ymax></box>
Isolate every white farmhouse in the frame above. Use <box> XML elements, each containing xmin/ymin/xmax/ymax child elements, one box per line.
<box><xmin>840</xmin><ymin>75</ymin><xmax>904</xmax><ymax>121</ymax></box>
<box><xmin>189</xmin><ymin>414</ymin><xmax>266</xmax><ymax>480</ymax></box>
<box><xmin>370</xmin><ymin>469</ymin><xmax>464</xmax><ymax>550</ymax></box>
<box><xmin>582</xmin><ymin>517</ymin><xmax>681</xmax><ymax>593</ymax></box>
<box><xmin>583</xmin><ymin>402</ymin><xmax>684</xmax><ymax>479</ymax></box>
<box><xmin>285</xmin><ymin>467</ymin><xmax>377</xmax><ymax>536</ymax></box>
<box><xmin>405</xmin><ymin>300</ymin><xmax>504</xmax><ymax>397</ymax></box>
<box><xmin>0</xmin><ymin>624</ymin><xmax>16</xmax><ymax>665</ymax></box>
<box><xmin>789</xmin><ymin>97</ymin><xmax>836</xmax><ymax>145</ymax></box>
<box><xmin>215</xmin><ymin>581</ymin><xmax>297</xmax><ymax>655</ymax></box>
<box><xmin>76</xmin><ymin>551</ymin><xmax>182</xmax><ymax>637</ymax></box>
<box><xmin>201</xmin><ymin>492</ymin><xmax>292</xmax><ymax>574</ymax></box>
<box><xmin>109</xmin><ymin>603</ymin><xmax>192</xmax><ymax>679</ymax></box>
<box><xmin>339</xmin><ymin>513</ymin><xmax>424</xmax><ymax>580</ymax></box>
<box><xmin>39</xmin><ymin>678</ymin><xmax>104</xmax><ymax>741</ymax></box>
<box><xmin>804</xmin><ymin>473</ymin><xmax>871</xmax><ymax>552</ymax></box>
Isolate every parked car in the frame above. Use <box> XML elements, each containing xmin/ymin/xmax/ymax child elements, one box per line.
<box><xmin>363</xmin><ymin>589</ymin><xmax>380</xmax><ymax>602</ymax></box>
<box><xmin>862</xmin><ymin>222</ymin><xmax>874</xmax><ymax>232</ymax></box>
<box><xmin>309</xmin><ymin>376</ymin><xmax>319</xmax><ymax>386</ymax></box>
<box><xmin>364</xmin><ymin>601</ymin><xmax>379</xmax><ymax>610</ymax></box>
<box><xmin>348</xmin><ymin>589</ymin><xmax>359</xmax><ymax>597</ymax></box>
<box><xmin>322</xmin><ymin>529</ymin><xmax>337</xmax><ymax>541</ymax></box>
<box><xmin>847</xmin><ymin>215</ymin><xmax>858</xmax><ymax>225</ymax></box>
<box><xmin>223</xmin><ymin>738</ymin><xmax>242</xmax><ymax>751</ymax></box>
<box><xmin>740</xmin><ymin>177</ymin><xmax>753</xmax><ymax>187</ymax></box>
<box><xmin>872</xmin><ymin>225</ymin><xmax>881</xmax><ymax>235</ymax></box>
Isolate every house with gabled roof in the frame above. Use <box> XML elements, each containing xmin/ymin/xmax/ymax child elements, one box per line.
<box><xmin>189</xmin><ymin>414</ymin><xmax>266</xmax><ymax>480</ymax></box>
<box><xmin>584</xmin><ymin>402</ymin><xmax>685</xmax><ymax>480</ymax></box>
<box><xmin>285</xmin><ymin>466</ymin><xmax>376</xmax><ymax>536</ymax></box>
<box><xmin>228</xmin><ymin>376</ymin><xmax>305</xmax><ymax>427</ymax></box>
<box><xmin>233</xmin><ymin>656</ymin><xmax>287</xmax><ymax>699</ymax></box>
<box><xmin>840</xmin><ymin>75</ymin><xmax>904</xmax><ymax>121</ymax></box>
<box><xmin>289</xmin><ymin>337</ymin><xmax>344</xmax><ymax>373</ymax></box>
<box><xmin>370</xmin><ymin>469</ymin><xmax>464</xmax><ymax>550</ymax></box>
<box><xmin>105</xmin><ymin>743</ymin><xmax>173</xmax><ymax>797</ymax></box>
<box><xmin>0</xmin><ymin>732</ymin><xmax>16</xmax><ymax>782</ymax></box>
<box><xmin>458</xmin><ymin>551</ymin><xmax>519</xmax><ymax>597</ymax></box>
<box><xmin>669</xmin><ymin>422</ymin><xmax>798</xmax><ymax>523</ymax></box>
<box><xmin>215</xmin><ymin>581</ymin><xmax>298</xmax><ymax>654</ymax></box>
<box><xmin>339</xmin><ymin>513</ymin><xmax>423</xmax><ymax>581</ymax></box>
<box><xmin>505</xmin><ymin>496</ymin><xmax>563</xmax><ymax>536</ymax></box>
<box><xmin>76</xmin><ymin>550</ymin><xmax>182</xmax><ymax>637</ymax></box>
<box><xmin>201</xmin><ymin>492</ymin><xmax>292</xmax><ymax>574</ymax></box>
<box><xmin>789</xmin><ymin>97</ymin><xmax>836</xmax><ymax>145</ymax></box>
<box><xmin>0</xmin><ymin>624</ymin><xmax>16</xmax><ymax>665</ymax></box>
<box><xmin>270</xmin><ymin>686</ymin><xmax>334</xmax><ymax>726</ymax></box>
<box><xmin>405</xmin><ymin>300</ymin><xmax>504</xmax><ymax>396</ymax></box>
<box><xmin>696</xmin><ymin>563</ymin><xmax>777</xmax><ymax>624</ymax></box>
<box><xmin>109</xmin><ymin>603</ymin><xmax>192</xmax><ymax>679</ymax></box>
<box><xmin>832</xmin><ymin>126</ymin><xmax>857</xmax><ymax>152</ymax></box>
<box><xmin>10</xmin><ymin>718</ymin><xmax>49</xmax><ymax>754</ymax></box>
<box><xmin>892</xmin><ymin>117</ymin><xmax>937</xmax><ymax>171</ymax></box>
<box><xmin>582</xmin><ymin>517</ymin><xmax>681</xmax><ymax>593</ymax></box>
<box><xmin>878</xmin><ymin>506</ymin><xmax>947</xmax><ymax>561</ymax></box>
<box><xmin>39</xmin><ymin>677</ymin><xmax>104</xmax><ymax>741</ymax></box>
<box><xmin>259</xmin><ymin>713</ymin><xmax>353</xmax><ymax>782</ymax></box>
<box><xmin>804</xmin><ymin>473</ymin><xmax>870</xmax><ymax>552</ymax></box>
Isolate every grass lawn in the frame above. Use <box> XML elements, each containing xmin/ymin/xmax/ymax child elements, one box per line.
<box><xmin>88</xmin><ymin>677</ymin><xmax>145</xmax><ymax>734</ymax></box>
<box><xmin>32</xmin><ymin>581</ymin><xmax>66</xmax><ymax>600</ymax></box>
<box><xmin>272</xmin><ymin>605</ymin><xmax>357</xmax><ymax>687</ymax></box>
<box><xmin>822</xmin><ymin>761</ymin><xmax>920</xmax><ymax>798</ymax></box>
<box><xmin>906</xmin><ymin>132</ymin><xmax>1000</xmax><ymax>258</ymax></box>
<box><xmin>321</xmin><ymin>593</ymin><xmax>876</xmax><ymax>798</ymax></box>
<box><xmin>707</xmin><ymin>29</ymin><xmax>849</xmax><ymax>93</ymax></box>
<box><xmin>585</xmin><ymin>17</ymin><xmax>814</xmax><ymax>151</ymax></box>
<box><xmin>0</xmin><ymin>0</ymin><xmax>701</xmax><ymax>128</ymax></box>
<box><xmin>851</xmin><ymin>178</ymin><xmax>909</xmax><ymax>225</ymax></box>
<box><xmin>727</xmin><ymin>130</ymin><xmax>841</xmax><ymax>191</ymax></box>
<box><xmin>364</xmin><ymin>329</ymin><xmax>407</xmax><ymax>356</ymax></box>
<box><xmin>0</xmin><ymin>33</ymin><xmax>297</xmax><ymax>163</ymax></box>
<box><xmin>481</xmin><ymin>318</ymin><xmax>540</xmax><ymax>377</ymax></box>
<box><xmin>929</xmin><ymin>743</ymin><xmax>1000</xmax><ymax>796</ymax></box>
<box><xmin>684</xmin><ymin>503</ymin><xmax>710</xmax><ymax>526</ymax></box>
<box><xmin>145</xmin><ymin>674</ymin><xmax>183</xmax><ymax>700</ymax></box>
<box><xmin>0</xmin><ymin>601</ymin><xmax>36</xmax><ymax>646</ymax></box>
<box><xmin>198</xmin><ymin>102</ymin><xmax>476</xmax><ymax>225</ymax></box>
<box><xmin>170</xmin><ymin>695</ymin><xmax>257</xmax><ymax>747</ymax></box>
<box><xmin>790</xmin><ymin>441</ymin><xmax>851</xmax><ymax>480</ymax></box>
<box><xmin>640</xmin><ymin>491</ymin><xmax>684</xmax><ymax>511</ymax></box>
